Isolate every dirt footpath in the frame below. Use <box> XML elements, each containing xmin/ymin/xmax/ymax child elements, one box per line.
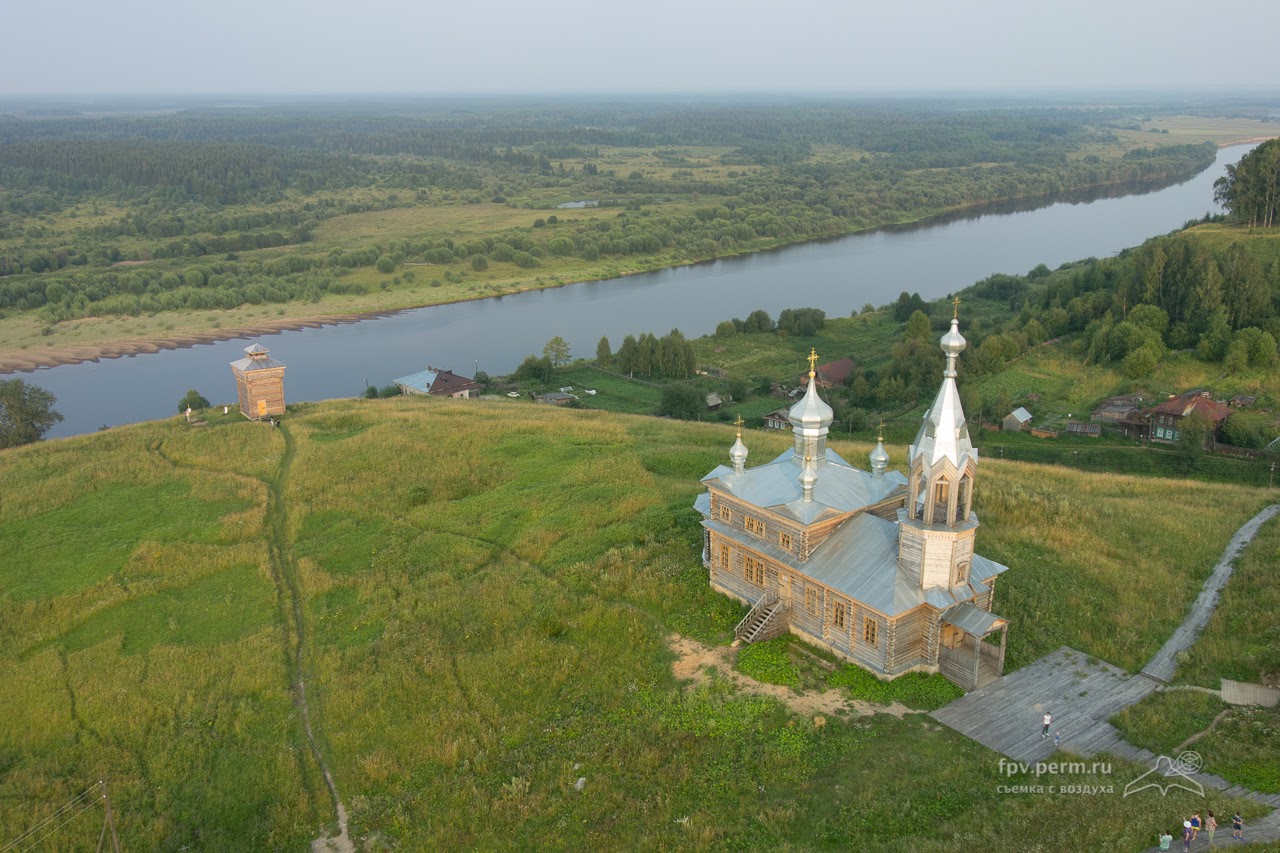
<box><xmin>668</xmin><ymin>634</ymin><xmax>912</xmax><ymax>719</ymax></box>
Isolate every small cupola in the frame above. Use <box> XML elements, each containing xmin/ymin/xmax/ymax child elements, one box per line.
<box><xmin>729</xmin><ymin>415</ymin><xmax>749</xmax><ymax>475</ymax></box>
<box><xmin>788</xmin><ymin>348</ymin><xmax>834</xmax><ymax>467</ymax></box>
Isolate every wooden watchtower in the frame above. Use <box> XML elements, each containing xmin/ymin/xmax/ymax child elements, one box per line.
<box><xmin>230</xmin><ymin>343</ymin><xmax>286</xmax><ymax>420</ymax></box>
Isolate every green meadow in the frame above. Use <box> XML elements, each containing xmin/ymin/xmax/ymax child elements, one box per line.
<box><xmin>0</xmin><ymin>398</ymin><xmax>1274</xmax><ymax>849</ymax></box>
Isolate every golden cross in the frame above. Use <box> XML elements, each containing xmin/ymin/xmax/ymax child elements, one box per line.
<box><xmin>807</xmin><ymin>348</ymin><xmax>818</xmax><ymax>373</ymax></box>
<box><xmin>734</xmin><ymin>414</ymin><xmax>745</xmax><ymax>432</ymax></box>
<box><xmin>878</xmin><ymin>420</ymin><xmax>885</xmax><ymax>442</ymax></box>
<box><xmin>953</xmin><ymin>295</ymin><xmax>961</xmax><ymax>319</ymax></box>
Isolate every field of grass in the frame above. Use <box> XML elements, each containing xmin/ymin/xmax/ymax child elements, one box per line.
<box><xmin>1176</xmin><ymin>512</ymin><xmax>1280</xmax><ymax>688</ymax></box>
<box><xmin>1114</xmin><ymin>691</ymin><xmax>1280</xmax><ymax>794</ymax></box>
<box><xmin>0</xmin><ymin>399</ymin><xmax>1274</xmax><ymax>849</ymax></box>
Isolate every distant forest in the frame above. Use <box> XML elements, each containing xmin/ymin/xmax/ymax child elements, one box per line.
<box><xmin>0</xmin><ymin>97</ymin><xmax>1238</xmax><ymax>323</ymax></box>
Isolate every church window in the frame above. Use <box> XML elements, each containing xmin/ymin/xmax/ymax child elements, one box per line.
<box><xmin>863</xmin><ymin>617</ymin><xmax>879</xmax><ymax>648</ymax></box>
<box><xmin>955</xmin><ymin>561</ymin><xmax>970</xmax><ymax>585</ymax></box>
<box><xmin>833</xmin><ymin>601</ymin><xmax>847</xmax><ymax>629</ymax></box>
<box><xmin>719</xmin><ymin>545</ymin><xmax>730</xmax><ymax>570</ymax></box>
<box><xmin>744</xmin><ymin>516</ymin><xmax>765</xmax><ymax>537</ymax></box>
<box><xmin>744</xmin><ymin>556</ymin><xmax>765</xmax><ymax>586</ymax></box>
<box><xmin>778</xmin><ymin>531</ymin><xmax>793</xmax><ymax>550</ymax></box>
<box><xmin>805</xmin><ymin>587</ymin><xmax>819</xmax><ymax>615</ymax></box>
<box><xmin>718</xmin><ymin>503</ymin><xmax>731</xmax><ymax>522</ymax></box>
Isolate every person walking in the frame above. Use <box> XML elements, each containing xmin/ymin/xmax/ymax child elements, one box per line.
<box><xmin>1205</xmin><ymin>811</ymin><xmax>1217</xmax><ymax>847</ymax></box>
<box><xmin>1182</xmin><ymin>820</ymin><xmax>1193</xmax><ymax>852</ymax></box>
<box><xmin>1042</xmin><ymin>712</ymin><xmax>1052</xmax><ymax>738</ymax></box>
<box><xmin>1157</xmin><ymin>829</ymin><xmax>1173</xmax><ymax>850</ymax></box>
<box><xmin>1232</xmin><ymin>812</ymin><xmax>1242</xmax><ymax>841</ymax></box>
<box><xmin>1191</xmin><ymin>812</ymin><xmax>1201</xmax><ymax>841</ymax></box>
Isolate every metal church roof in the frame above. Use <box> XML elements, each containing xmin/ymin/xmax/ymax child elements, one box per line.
<box><xmin>701</xmin><ymin>449</ymin><xmax>906</xmax><ymax>524</ymax></box>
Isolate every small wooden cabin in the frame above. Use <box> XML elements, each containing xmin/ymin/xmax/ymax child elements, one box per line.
<box><xmin>230</xmin><ymin>343</ymin><xmax>286</xmax><ymax>420</ymax></box>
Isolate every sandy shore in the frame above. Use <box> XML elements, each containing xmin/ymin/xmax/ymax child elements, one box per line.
<box><xmin>0</xmin><ymin>309</ymin><xmax>406</xmax><ymax>374</ymax></box>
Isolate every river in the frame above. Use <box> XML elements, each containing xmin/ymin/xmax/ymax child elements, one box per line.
<box><xmin>31</xmin><ymin>144</ymin><xmax>1254</xmax><ymax>438</ymax></box>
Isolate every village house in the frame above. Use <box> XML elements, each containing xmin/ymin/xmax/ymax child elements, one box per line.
<box><xmin>1149</xmin><ymin>390</ymin><xmax>1231</xmax><ymax>447</ymax></box>
<box><xmin>696</xmin><ymin>320</ymin><xmax>1011</xmax><ymax>690</ymax></box>
<box><xmin>1002</xmin><ymin>407</ymin><xmax>1032</xmax><ymax>432</ymax></box>
<box><xmin>229</xmin><ymin>343</ymin><xmax>286</xmax><ymax>420</ymax></box>
<box><xmin>1090</xmin><ymin>395</ymin><xmax>1144</xmax><ymax>423</ymax></box>
<box><xmin>393</xmin><ymin>366</ymin><xmax>481</xmax><ymax>398</ymax></box>
<box><xmin>762</xmin><ymin>408</ymin><xmax>792</xmax><ymax>430</ymax></box>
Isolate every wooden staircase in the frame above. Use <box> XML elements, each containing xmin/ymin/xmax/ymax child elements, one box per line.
<box><xmin>734</xmin><ymin>592</ymin><xmax>788</xmax><ymax>644</ymax></box>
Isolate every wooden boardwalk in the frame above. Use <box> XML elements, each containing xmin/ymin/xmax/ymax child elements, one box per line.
<box><xmin>1142</xmin><ymin>504</ymin><xmax>1280</xmax><ymax>683</ymax></box>
<box><xmin>931</xmin><ymin>647</ymin><xmax>1158</xmax><ymax>763</ymax></box>
<box><xmin>932</xmin><ymin>505</ymin><xmax>1280</xmax><ymax>849</ymax></box>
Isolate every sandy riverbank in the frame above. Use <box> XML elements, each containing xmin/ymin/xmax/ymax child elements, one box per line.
<box><xmin>0</xmin><ymin>310</ymin><xmax>405</xmax><ymax>374</ymax></box>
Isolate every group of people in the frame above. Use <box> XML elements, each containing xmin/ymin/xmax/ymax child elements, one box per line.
<box><xmin>1157</xmin><ymin>811</ymin><xmax>1243</xmax><ymax>850</ymax></box>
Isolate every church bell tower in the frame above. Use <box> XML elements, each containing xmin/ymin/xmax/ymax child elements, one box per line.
<box><xmin>897</xmin><ymin>308</ymin><xmax>980</xmax><ymax>591</ymax></box>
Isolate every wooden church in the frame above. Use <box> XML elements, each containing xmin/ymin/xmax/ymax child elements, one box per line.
<box><xmin>230</xmin><ymin>343</ymin><xmax>287</xmax><ymax>420</ymax></box>
<box><xmin>695</xmin><ymin>316</ymin><xmax>1011</xmax><ymax>690</ymax></box>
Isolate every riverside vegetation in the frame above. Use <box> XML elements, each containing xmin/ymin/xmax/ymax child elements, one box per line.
<box><xmin>0</xmin><ymin>398</ymin><xmax>1272</xmax><ymax>849</ymax></box>
<box><xmin>0</xmin><ymin>97</ymin><xmax>1274</xmax><ymax>359</ymax></box>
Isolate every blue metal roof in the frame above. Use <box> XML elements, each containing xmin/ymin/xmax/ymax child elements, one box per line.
<box><xmin>701</xmin><ymin>449</ymin><xmax>907</xmax><ymax>525</ymax></box>
<box><xmin>394</xmin><ymin>369</ymin><xmax>438</xmax><ymax>394</ymax></box>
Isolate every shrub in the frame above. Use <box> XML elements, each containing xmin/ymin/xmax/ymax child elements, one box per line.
<box><xmin>177</xmin><ymin>389</ymin><xmax>211</xmax><ymax>413</ymax></box>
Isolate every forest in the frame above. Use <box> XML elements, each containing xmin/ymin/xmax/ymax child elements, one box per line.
<box><xmin>0</xmin><ymin>97</ymin><xmax>1237</xmax><ymax>335</ymax></box>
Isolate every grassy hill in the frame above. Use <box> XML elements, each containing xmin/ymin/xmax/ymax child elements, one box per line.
<box><xmin>0</xmin><ymin>398</ymin><xmax>1274</xmax><ymax>849</ymax></box>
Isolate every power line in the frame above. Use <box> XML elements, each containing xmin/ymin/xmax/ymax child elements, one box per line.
<box><xmin>1</xmin><ymin>782</ymin><xmax>102</xmax><ymax>853</ymax></box>
<box><xmin>5</xmin><ymin>795</ymin><xmax>102</xmax><ymax>853</ymax></box>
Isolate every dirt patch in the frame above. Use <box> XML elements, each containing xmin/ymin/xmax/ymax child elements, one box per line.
<box><xmin>668</xmin><ymin>634</ymin><xmax>912</xmax><ymax>719</ymax></box>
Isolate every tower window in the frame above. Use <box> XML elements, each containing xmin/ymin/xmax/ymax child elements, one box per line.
<box><xmin>718</xmin><ymin>503</ymin><xmax>731</xmax><ymax>523</ymax></box>
<box><xmin>933</xmin><ymin>481</ymin><xmax>950</xmax><ymax>523</ymax></box>
<box><xmin>744</xmin><ymin>516</ymin><xmax>765</xmax><ymax>537</ymax></box>
<box><xmin>778</xmin><ymin>531</ymin><xmax>793</xmax><ymax>549</ymax></box>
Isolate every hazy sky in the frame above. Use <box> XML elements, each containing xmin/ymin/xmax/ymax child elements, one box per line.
<box><xmin>4</xmin><ymin>0</ymin><xmax>1277</xmax><ymax>95</ymax></box>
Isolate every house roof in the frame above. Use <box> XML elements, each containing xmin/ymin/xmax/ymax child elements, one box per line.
<box><xmin>1092</xmin><ymin>398</ymin><xmax>1141</xmax><ymax>416</ymax></box>
<box><xmin>1152</xmin><ymin>392</ymin><xmax>1231</xmax><ymax>423</ymax></box>
<box><xmin>394</xmin><ymin>367</ymin><xmax>478</xmax><ymax>396</ymax></box>
<box><xmin>1007</xmin><ymin>407</ymin><xmax>1032</xmax><ymax>423</ymax></box>
<box><xmin>705</xmin><ymin>392</ymin><xmax>723</xmax><ymax>407</ymax></box>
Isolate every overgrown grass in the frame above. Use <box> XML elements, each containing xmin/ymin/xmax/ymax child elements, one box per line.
<box><xmin>1113</xmin><ymin>692</ymin><xmax>1280</xmax><ymax>793</ymax></box>
<box><xmin>1177</xmin><ymin>513</ymin><xmax>1280</xmax><ymax>687</ymax></box>
<box><xmin>1</xmin><ymin>398</ymin><xmax>1273</xmax><ymax>849</ymax></box>
<box><xmin>827</xmin><ymin>665</ymin><xmax>965</xmax><ymax>711</ymax></box>
<box><xmin>1112</xmin><ymin>690</ymin><xmax>1228</xmax><ymax>755</ymax></box>
<box><xmin>736</xmin><ymin>637</ymin><xmax>802</xmax><ymax>688</ymax></box>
